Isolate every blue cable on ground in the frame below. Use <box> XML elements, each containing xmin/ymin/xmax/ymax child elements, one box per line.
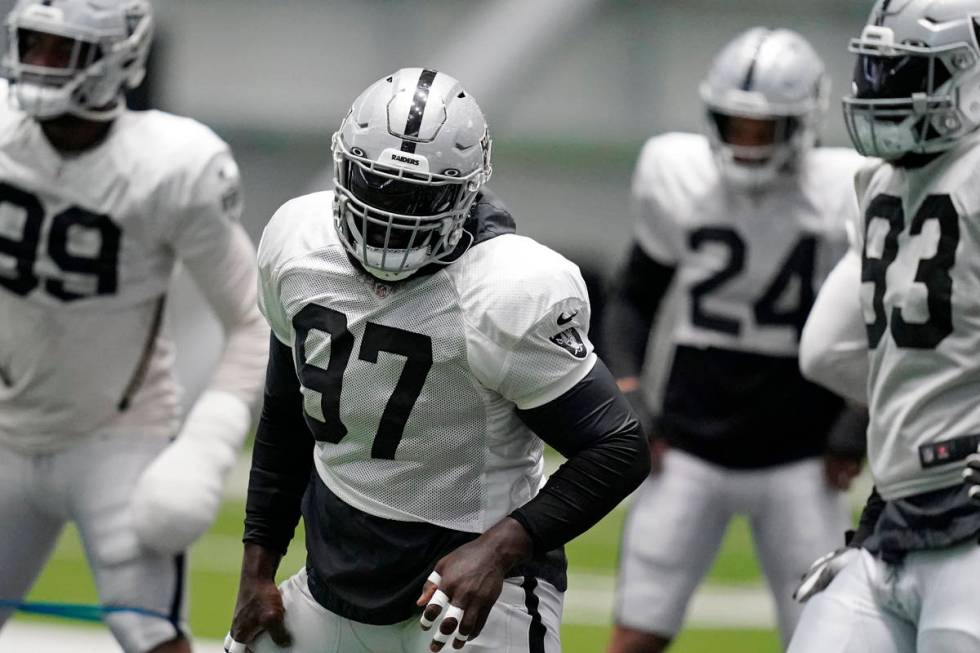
<box><xmin>0</xmin><ymin>599</ymin><xmax>171</xmax><ymax>623</ymax></box>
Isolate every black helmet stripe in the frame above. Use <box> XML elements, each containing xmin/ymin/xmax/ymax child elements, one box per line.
<box><xmin>401</xmin><ymin>68</ymin><xmax>439</xmax><ymax>154</ymax></box>
<box><xmin>742</xmin><ymin>29</ymin><xmax>772</xmax><ymax>91</ymax></box>
<box><xmin>876</xmin><ymin>0</ymin><xmax>894</xmax><ymax>26</ymax></box>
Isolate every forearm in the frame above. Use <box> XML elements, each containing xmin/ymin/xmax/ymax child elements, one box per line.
<box><xmin>188</xmin><ymin>224</ymin><xmax>270</xmax><ymax>413</ymax></box>
<box><xmin>240</xmin><ymin>541</ymin><xmax>284</xmax><ymax>582</ymax></box>
<box><xmin>512</xmin><ymin>360</ymin><xmax>650</xmax><ymax>553</ymax></box>
<box><xmin>826</xmin><ymin>404</ymin><xmax>869</xmax><ymax>458</ymax></box>
<box><xmin>243</xmin><ymin>335</ymin><xmax>314</xmax><ymax>555</ymax></box>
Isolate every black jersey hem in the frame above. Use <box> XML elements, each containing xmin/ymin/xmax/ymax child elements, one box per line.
<box><xmin>860</xmin><ymin>483</ymin><xmax>980</xmax><ymax>563</ymax></box>
<box><xmin>302</xmin><ymin>476</ymin><xmax>566</xmax><ymax>626</ymax></box>
<box><xmin>657</xmin><ymin>345</ymin><xmax>843</xmax><ymax>469</ymax></box>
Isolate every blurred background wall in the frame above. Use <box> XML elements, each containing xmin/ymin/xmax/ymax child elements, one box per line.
<box><xmin>141</xmin><ymin>0</ymin><xmax>869</xmax><ymax>266</ymax></box>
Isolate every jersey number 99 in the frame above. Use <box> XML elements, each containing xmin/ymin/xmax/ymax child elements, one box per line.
<box><xmin>0</xmin><ymin>182</ymin><xmax>121</xmax><ymax>301</ymax></box>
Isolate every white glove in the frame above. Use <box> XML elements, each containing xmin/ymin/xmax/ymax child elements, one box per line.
<box><xmin>131</xmin><ymin>390</ymin><xmax>251</xmax><ymax>554</ymax></box>
<box><xmin>963</xmin><ymin>450</ymin><xmax>980</xmax><ymax>505</ymax></box>
<box><xmin>792</xmin><ymin>547</ymin><xmax>859</xmax><ymax>603</ymax></box>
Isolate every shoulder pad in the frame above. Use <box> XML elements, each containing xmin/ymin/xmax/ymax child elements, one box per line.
<box><xmin>452</xmin><ymin>234</ymin><xmax>589</xmax><ymax>348</ymax></box>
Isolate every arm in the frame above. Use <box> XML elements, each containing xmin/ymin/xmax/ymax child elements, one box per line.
<box><xmin>822</xmin><ymin>403</ymin><xmax>868</xmax><ymax>491</ymax></box>
<box><xmin>418</xmin><ymin>359</ymin><xmax>648</xmax><ymax>646</ymax></box>
<box><xmin>602</xmin><ymin>243</ymin><xmax>676</xmax><ymax>395</ymax></box>
<box><xmin>130</xmin><ymin>150</ymin><xmax>269</xmax><ymax>555</ymax></box>
<box><xmin>419</xmin><ymin>249</ymin><xmax>648</xmax><ymax>647</ymax></box>
<box><xmin>799</xmin><ymin>244</ymin><xmax>869</xmax><ymax>406</ymax></box>
<box><xmin>229</xmin><ymin>334</ymin><xmax>313</xmax><ymax>649</ymax></box>
<box><xmin>511</xmin><ymin>359</ymin><xmax>649</xmax><ymax>552</ymax></box>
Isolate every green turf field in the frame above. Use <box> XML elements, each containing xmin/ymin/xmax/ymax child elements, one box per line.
<box><xmin>21</xmin><ymin>497</ymin><xmax>782</xmax><ymax>652</ymax></box>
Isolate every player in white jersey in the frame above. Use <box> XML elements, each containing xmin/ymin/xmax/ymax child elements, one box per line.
<box><xmin>604</xmin><ymin>28</ymin><xmax>867</xmax><ymax>653</ymax></box>
<box><xmin>787</xmin><ymin>2</ymin><xmax>980</xmax><ymax>652</ymax></box>
<box><xmin>222</xmin><ymin>68</ymin><xmax>649</xmax><ymax>653</ymax></box>
<box><xmin>0</xmin><ymin>2</ymin><xmax>267</xmax><ymax>652</ymax></box>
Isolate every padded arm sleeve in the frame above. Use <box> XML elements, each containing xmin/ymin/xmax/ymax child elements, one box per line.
<box><xmin>799</xmin><ymin>249</ymin><xmax>869</xmax><ymax>405</ymax></box>
<box><xmin>510</xmin><ymin>359</ymin><xmax>650</xmax><ymax>553</ymax></box>
<box><xmin>243</xmin><ymin>334</ymin><xmax>314</xmax><ymax>555</ymax></box>
<box><xmin>170</xmin><ymin>150</ymin><xmax>269</xmax><ymax>414</ymax></box>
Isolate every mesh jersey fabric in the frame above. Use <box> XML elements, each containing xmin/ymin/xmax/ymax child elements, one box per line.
<box><xmin>257</xmin><ymin>190</ymin><xmax>597</xmax><ymax>532</ymax></box>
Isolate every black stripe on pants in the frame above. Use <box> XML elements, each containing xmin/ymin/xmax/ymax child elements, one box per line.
<box><xmin>522</xmin><ymin>576</ymin><xmax>546</xmax><ymax>653</ymax></box>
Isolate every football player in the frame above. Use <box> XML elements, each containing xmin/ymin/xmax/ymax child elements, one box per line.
<box><xmin>224</xmin><ymin>68</ymin><xmax>649</xmax><ymax>653</ymax></box>
<box><xmin>788</xmin><ymin>1</ymin><xmax>980</xmax><ymax>651</ymax></box>
<box><xmin>0</xmin><ymin>1</ymin><xmax>267</xmax><ymax>652</ymax></box>
<box><xmin>603</xmin><ymin>28</ymin><xmax>867</xmax><ymax>653</ymax></box>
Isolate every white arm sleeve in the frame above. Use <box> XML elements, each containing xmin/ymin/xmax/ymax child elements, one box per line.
<box><xmin>632</xmin><ymin>138</ymin><xmax>684</xmax><ymax>264</ymax></box>
<box><xmin>179</xmin><ymin>221</ymin><xmax>269</xmax><ymax>412</ymax></box>
<box><xmin>131</xmin><ymin>149</ymin><xmax>268</xmax><ymax>555</ymax></box>
<box><xmin>799</xmin><ymin>249</ymin><xmax>869</xmax><ymax>405</ymax></box>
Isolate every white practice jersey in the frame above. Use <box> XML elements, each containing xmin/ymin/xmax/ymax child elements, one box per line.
<box><xmin>633</xmin><ymin>133</ymin><xmax>863</xmax><ymax>355</ymax></box>
<box><xmin>855</xmin><ymin>131</ymin><xmax>980</xmax><ymax>499</ymax></box>
<box><xmin>258</xmin><ymin>191</ymin><xmax>597</xmax><ymax>533</ymax></box>
<box><xmin>0</xmin><ymin>80</ymin><xmax>252</xmax><ymax>452</ymax></box>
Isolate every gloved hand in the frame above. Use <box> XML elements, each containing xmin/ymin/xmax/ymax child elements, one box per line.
<box><xmin>130</xmin><ymin>390</ymin><xmax>251</xmax><ymax>554</ymax></box>
<box><xmin>793</xmin><ymin>547</ymin><xmax>859</xmax><ymax>603</ymax></box>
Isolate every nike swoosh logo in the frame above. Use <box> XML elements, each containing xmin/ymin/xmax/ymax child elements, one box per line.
<box><xmin>557</xmin><ymin>311</ymin><xmax>578</xmax><ymax>326</ymax></box>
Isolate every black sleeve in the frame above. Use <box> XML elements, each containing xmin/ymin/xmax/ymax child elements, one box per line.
<box><xmin>242</xmin><ymin>333</ymin><xmax>315</xmax><ymax>555</ymax></box>
<box><xmin>847</xmin><ymin>486</ymin><xmax>885</xmax><ymax>548</ymax></box>
<box><xmin>509</xmin><ymin>359</ymin><xmax>650</xmax><ymax>554</ymax></box>
<box><xmin>825</xmin><ymin>404</ymin><xmax>869</xmax><ymax>458</ymax></box>
<box><xmin>601</xmin><ymin>242</ymin><xmax>677</xmax><ymax>379</ymax></box>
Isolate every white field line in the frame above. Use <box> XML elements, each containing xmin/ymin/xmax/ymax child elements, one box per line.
<box><xmin>1</xmin><ymin>621</ymin><xmax>226</xmax><ymax>653</ymax></box>
<box><xmin>3</xmin><ymin>580</ymin><xmax>776</xmax><ymax>653</ymax></box>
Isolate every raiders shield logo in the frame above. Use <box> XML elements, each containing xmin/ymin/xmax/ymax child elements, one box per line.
<box><xmin>550</xmin><ymin>327</ymin><xmax>587</xmax><ymax>359</ymax></box>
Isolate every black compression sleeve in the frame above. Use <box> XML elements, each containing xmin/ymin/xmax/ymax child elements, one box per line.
<box><xmin>243</xmin><ymin>334</ymin><xmax>314</xmax><ymax>555</ymax></box>
<box><xmin>826</xmin><ymin>404</ymin><xmax>869</xmax><ymax>458</ymax></box>
<box><xmin>602</xmin><ymin>243</ymin><xmax>676</xmax><ymax>379</ymax></box>
<box><xmin>510</xmin><ymin>360</ymin><xmax>650</xmax><ymax>554</ymax></box>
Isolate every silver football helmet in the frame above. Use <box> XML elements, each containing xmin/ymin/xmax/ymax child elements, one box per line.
<box><xmin>4</xmin><ymin>0</ymin><xmax>153</xmax><ymax>121</ymax></box>
<box><xmin>843</xmin><ymin>0</ymin><xmax>980</xmax><ymax>160</ymax></box>
<box><xmin>701</xmin><ymin>28</ymin><xmax>829</xmax><ymax>187</ymax></box>
<box><xmin>332</xmin><ymin>68</ymin><xmax>493</xmax><ymax>282</ymax></box>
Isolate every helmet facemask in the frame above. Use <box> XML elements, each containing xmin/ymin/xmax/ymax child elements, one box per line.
<box><xmin>699</xmin><ymin>28</ymin><xmax>828</xmax><ymax>189</ymax></box>
<box><xmin>705</xmin><ymin>108</ymin><xmax>808</xmax><ymax>188</ymax></box>
<box><xmin>332</xmin><ymin>131</ymin><xmax>486</xmax><ymax>282</ymax></box>
<box><xmin>843</xmin><ymin>25</ymin><xmax>977</xmax><ymax>160</ymax></box>
<box><xmin>4</xmin><ymin>0</ymin><xmax>153</xmax><ymax>121</ymax></box>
